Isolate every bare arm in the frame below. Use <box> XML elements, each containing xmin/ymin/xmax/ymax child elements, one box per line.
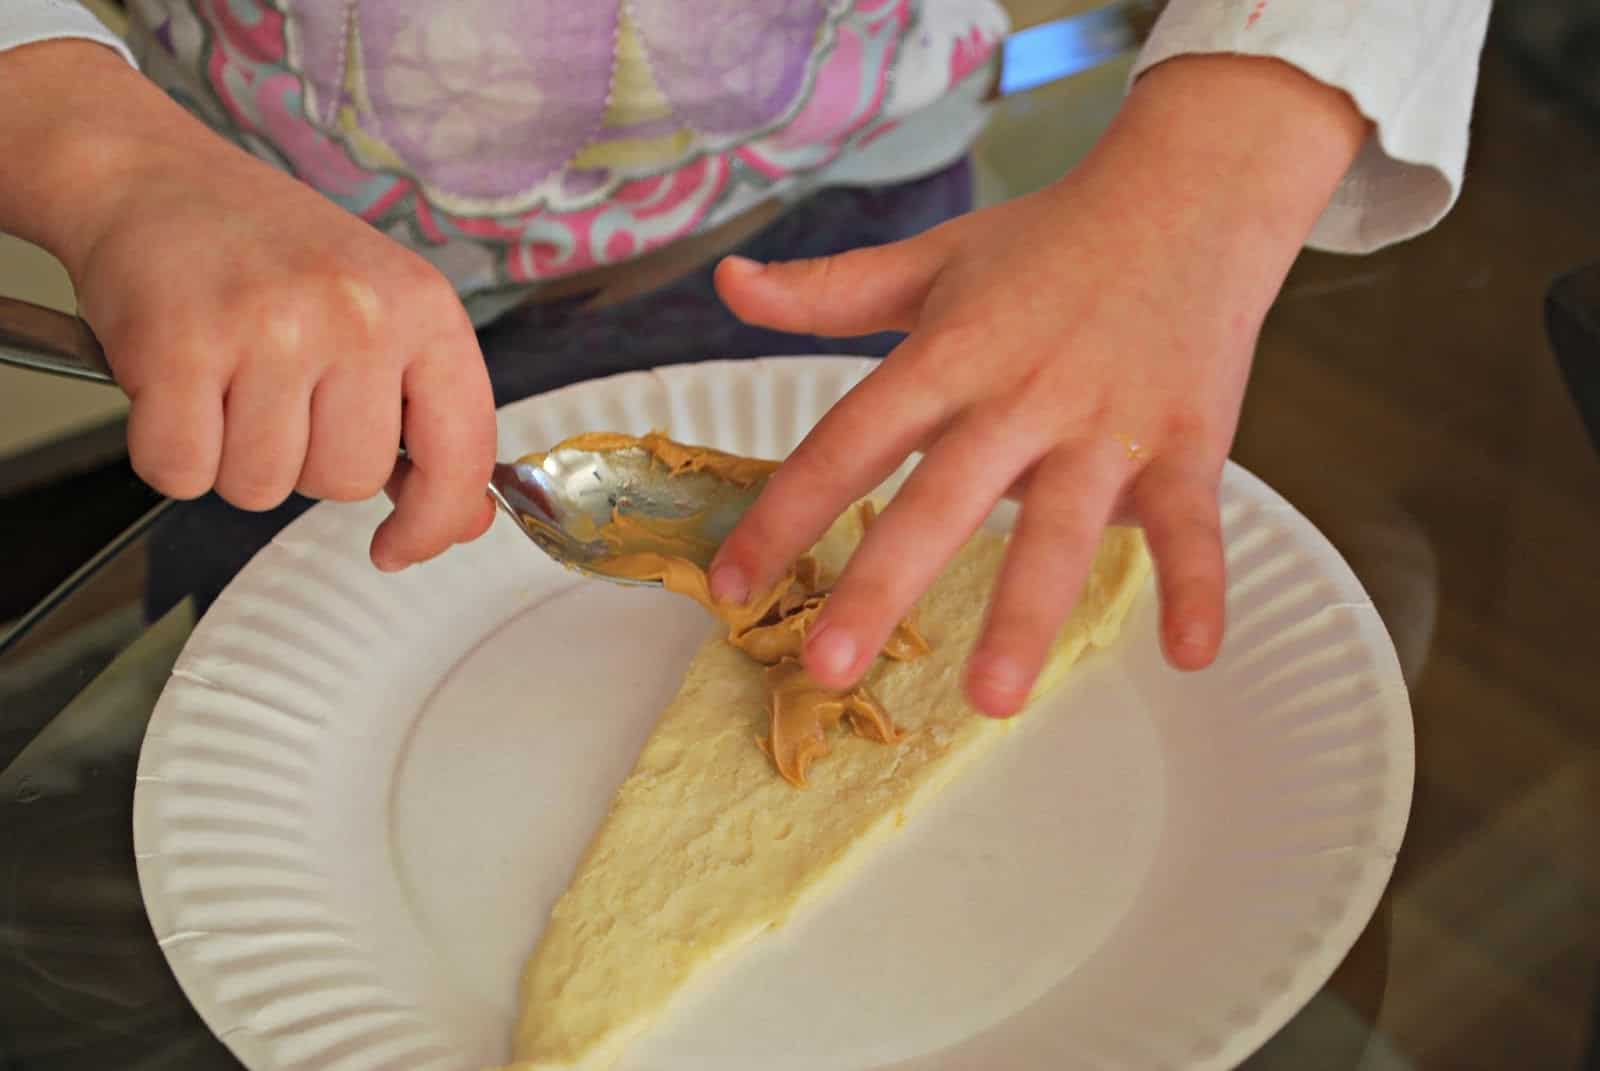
<box><xmin>0</xmin><ymin>38</ymin><xmax>498</xmax><ymax>570</ymax></box>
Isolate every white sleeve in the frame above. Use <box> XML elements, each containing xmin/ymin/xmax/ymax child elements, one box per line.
<box><xmin>1130</xmin><ymin>0</ymin><xmax>1491</xmax><ymax>254</ymax></box>
<box><xmin>0</xmin><ymin>1</ymin><xmax>135</xmax><ymax>67</ymax></box>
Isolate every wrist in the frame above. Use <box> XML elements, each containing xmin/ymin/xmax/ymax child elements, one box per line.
<box><xmin>1067</xmin><ymin>53</ymin><xmax>1370</xmax><ymax>298</ymax></box>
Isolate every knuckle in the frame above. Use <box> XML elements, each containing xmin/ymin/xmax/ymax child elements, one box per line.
<box><xmin>131</xmin><ymin>452</ymin><xmax>211</xmax><ymax>499</ymax></box>
<box><xmin>329</xmin><ymin>274</ymin><xmax>387</xmax><ymax>342</ymax></box>
<box><xmin>337</xmin><ymin>455</ymin><xmax>394</xmax><ymax>500</ymax></box>
<box><xmin>965</xmin><ymin>392</ymin><xmax>1039</xmax><ymax>442</ymax></box>
<box><xmin>305</xmin><ymin>471</ymin><xmax>387</xmax><ymax>503</ymax></box>
<box><xmin>238</xmin><ymin>255</ymin><xmax>399</xmax><ymax>355</ymax></box>
<box><xmin>1147</xmin><ymin>478</ymin><xmax>1222</xmax><ymax>540</ymax></box>
<box><xmin>1151</xmin><ymin>542</ymin><xmax>1224</xmax><ymax>603</ymax></box>
<box><xmin>1171</xmin><ymin>563</ymin><xmax>1224</xmax><ymax>603</ymax></box>
<box><xmin>718</xmin><ymin>511</ymin><xmax>770</xmax><ymax>564</ymax></box>
<box><xmin>228</xmin><ymin>486</ymin><xmax>290</xmax><ymax>513</ymax></box>
<box><xmin>1157</xmin><ymin>529</ymin><xmax>1223</xmax><ymax>579</ymax></box>
<box><xmin>1059</xmin><ymin>506</ymin><xmax>1105</xmax><ymax>546</ymax></box>
<box><xmin>391</xmin><ymin>523</ymin><xmax>452</xmax><ymax>564</ymax></box>
<box><xmin>129</xmin><ymin>427</ymin><xmax>214</xmax><ymax>500</ymax></box>
<box><xmin>303</xmin><ymin>421</ymin><xmax>399</xmax><ymax>502</ymax></box>
<box><xmin>834</xmin><ymin>566</ymin><xmax>911</xmax><ymax>628</ymax></box>
<box><xmin>419</xmin><ymin>428</ymin><xmax>494</xmax><ymax>488</ymax></box>
<box><xmin>780</xmin><ymin>255</ymin><xmax>838</xmax><ymax>330</ymax></box>
<box><xmin>116</xmin><ymin>319</ymin><xmax>220</xmax><ymax>390</ymax></box>
<box><xmin>987</xmin><ymin>598</ymin><xmax>1060</xmax><ymax>651</ymax></box>
<box><xmin>394</xmin><ymin>249</ymin><xmax>449</xmax><ymax>294</ymax></box>
<box><xmin>1026</xmin><ymin>474</ymin><xmax>1106</xmax><ymax>540</ymax></box>
<box><xmin>786</xmin><ymin>254</ymin><xmax>834</xmax><ymax>290</ymax></box>
<box><xmin>791</xmin><ymin>432</ymin><xmax>855</xmax><ymax>488</ymax></box>
<box><xmin>389</xmin><ymin>485</ymin><xmax>478</xmax><ymax>556</ymax></box>
<box><xmin>222</xmin><ymin>288</ymin><xmax>321</xmax><ymax>371</ymax></box>
<box><xmin>924</xmin><ymin>316</ymin><xmax>985</xmax><ymax>355</ymax></box>
<box><xmin>1179</xmin><ymin>501</ymin><xmax>1223</xmax><ymax>541</ymax></box>
<box><xmin>403</xmin><ymin>262</ymin><xmax>468</xmax><ymax>325</ymax></box>
<box><xmin>1041</xmin><ymin>505</ymin><xmax>1105</xmax><ymax>553</ymax></box>
<box><xmin>1157</xmin><ymin>408</ymin><xmax>1214</xmax><ymax>453</ymax></box>
<box><xmin>217</xmin><ymin>464</ymin><xmax>295</xmax><ymax>512</ymax></box>
<box><xmin>806</xmin><ymin>254</ymin><xmax>840</xmax><ymax>294</ymax></box>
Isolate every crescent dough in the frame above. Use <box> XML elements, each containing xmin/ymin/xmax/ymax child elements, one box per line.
<box><xmin>499</xmin><ymin>513</ymin><xmax>1150</xmax><ymax>1070</ymax></box>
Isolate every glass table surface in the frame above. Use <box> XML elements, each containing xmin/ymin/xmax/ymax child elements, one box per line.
<box><xmin>1</xmin><ymin>12</ymin><xmax>1597</xmax><ymax>1071</ymax></box>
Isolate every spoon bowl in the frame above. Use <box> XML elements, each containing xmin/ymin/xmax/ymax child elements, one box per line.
<box><xmin>489</xmin><ymin>444</ymin><xmax>766</xmax><ymax>585</ymax></box>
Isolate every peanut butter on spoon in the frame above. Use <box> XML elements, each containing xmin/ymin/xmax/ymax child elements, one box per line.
<box><xmin>552</xmin><ymin>430</ymin><xmax>780</xmax><ymax>489</ymax></box>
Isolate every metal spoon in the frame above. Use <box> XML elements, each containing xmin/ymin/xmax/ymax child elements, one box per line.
<box><xmin>0</xmin><ymin>294</ymin><xmax>762</xmax><ymax>586</ymax></box>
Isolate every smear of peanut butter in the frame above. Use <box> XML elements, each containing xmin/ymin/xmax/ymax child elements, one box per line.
<box><xmin>599</xmin><ymin>540</ymin><xmax>923</xmax><ymax>787</ymax></box>
<box><xmin>597</xmin><ymin>509</ymin><xmax>716</xmax><ymax>561</ymax></box>
<box><xmin>536</xmin><ymin>435</ymin><xmax>930</xmax><ymax>787</ymax></box>
<box><xmin>757</xmin><ymin>661</ymin><xmax>900</xmax><ymax>785</ymax></box>
<box><xmin>550</xmin><ymin>430</ymin><xmax>780</xmax><ymax>490</ymax></box>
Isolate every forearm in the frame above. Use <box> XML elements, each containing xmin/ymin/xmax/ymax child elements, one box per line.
<box><xmin>0</xmin><ymin>39</ymin><xmax>202</xmax><ymax>273</ymax></box>
<box><xmin>1127</xmin><ymin>54</ymin><xmax>1367</xmax><ymax>239</ymax></box>
<box><xmin>1130</xmin><ymin>0</ymin><xmax>1491</xmax><ymax>253</ymax></box>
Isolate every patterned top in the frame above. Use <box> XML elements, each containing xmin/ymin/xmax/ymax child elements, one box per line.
<box><xmin>121</xmin><ymin>0</ymin><xmax>1009</xmax><ymax>318</ymax></box>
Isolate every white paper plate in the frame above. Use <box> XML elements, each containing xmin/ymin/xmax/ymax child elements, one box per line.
<box><xmin>133</xmin><ymin>356</ymin><xmax>1413</xmax><ymax>1071</ymax></box>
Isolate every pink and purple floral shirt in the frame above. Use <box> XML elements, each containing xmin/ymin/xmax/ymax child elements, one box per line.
<box><xmin>118</xmin><ymin>0</ymin><xmax>1009</xmax><ymax>318</ymax></box>
<box><xmin>7</xmin><ymin>1</ymin><xmax>1494</xmax><ymax>321</ymax></box>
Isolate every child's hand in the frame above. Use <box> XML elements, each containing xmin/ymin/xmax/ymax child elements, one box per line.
<box><xmin>0</xmin><ymin>41</ymin><xmax>496</xmax><ymax>572</ymax></box>
<box><xmin>710</xmin><ymin>55</ymin><xmax>1369</xmax><ymax>715</ymax></box>
<box><xmin>74</xmin><ymin>153</ymin><xmax>497</xmax><ymax>571</ymax></box>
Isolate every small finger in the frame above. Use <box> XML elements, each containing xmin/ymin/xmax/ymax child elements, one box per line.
<box><xmin>965</xmin><ymin>440</ymin><xmax>1129</xmax><ymax>716</ymax></box>
<box><xmin>125</xmin><ymin>378</ymin><xmax>225</xmax><ymax>500</ymax></box>
<box><xmin>459</xmin><ymin>494</ymin><xmax>497</xmax><ymax>543</ymax></box>
<box><xmin>214</xmin><ymin>361</ymin><xmax>313</xmax><ymax>511</ymax></box>
<box><xmin>708</xmin><ymin>345</ymin><xmax>949</xmax><ymax>604</ymax></box>
<box><xmin>298</xmin><ymin>363</ymin><xmax>403</xmax><ymax>501</ymax></box>
<box><xmin>1132</xmin><ymin>459</ymin><xmax>1226</xmax><ymax>670</ymax></box>
<box><xmin>369</xmin><ymin>342</ymin><xmax>495</xmax><ymax>570</ymax></box>
<box><xmin>382</xmin><ymin>460</ymin><xmax>490</xmax><ymax>542</ymax></box>
<box><xmin>802</xmin><ymin>407</ymin><xmax>1040</xmax><ymax>690</ymax></box>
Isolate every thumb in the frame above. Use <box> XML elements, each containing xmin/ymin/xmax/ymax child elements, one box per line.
<box><xmin>714</xmin><ymin>238</ymin><xmax>945</xmax><ymax>339</ymax></box>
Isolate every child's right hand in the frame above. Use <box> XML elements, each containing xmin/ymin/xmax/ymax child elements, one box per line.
<box><xmin>0</xmin><ymin>40</ymin><xmax>497</xmax><ymax>571</ymax></box>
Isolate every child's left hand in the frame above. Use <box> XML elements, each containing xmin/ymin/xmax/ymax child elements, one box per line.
<box><xmin>708</xmin><ymin>54</ymin><xmax>1369</xmax><ymax>716</ymax></box>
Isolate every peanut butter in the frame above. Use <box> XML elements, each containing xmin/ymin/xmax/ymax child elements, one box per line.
<box><xmin>758</xmin><ymin>660</ymin><xmax>901</xmax><ymax>786</ymax></box>
<box><xmin>596</xmin><ymin>509</ymin><xmax>716</xmax><ymax>561</ymax></box>
<box><xmin>542</xmin><ymin>434</ymin><xmax>929</xmax><ymax>787</ymax></box>
<box><xmin>548</xmin><ymin>430</ymin><xmax>780</xmax><ymax>489</ymax></box>
<box><xmin>600</xmin><ymin>543</ymin><xmax>920</xmax><ymax>787</ymax></box>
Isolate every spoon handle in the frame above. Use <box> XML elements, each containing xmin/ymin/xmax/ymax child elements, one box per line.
<box><xmin>0</xmin><ymin>295</ymin><xmax>116</xmax><ymax>384</ymax></box>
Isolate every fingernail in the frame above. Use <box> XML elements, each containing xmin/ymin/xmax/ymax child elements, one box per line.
<box><xmin>371</xmin><ymin>536</ymin><xmax>405</xmax><ymax>572</ymax></box>
<box><xmin>966</xmin><ymin>653</ymin><xmax>1026</xmax><ymax>718</ymax></box>
<box><xmin>1167</xmin><ymin>619</ymin><xmax>1216</xmax><ymax>669</ymax></box>
<box><xmin>806</xmin><ymin>624</ymin><xmax>858</xmax><ymax>683</ymax></box>
<box><xmin>708</xmin><ymin>562</ymin><xmax>749</xmax><ymax>605</ymax></box>
<box><xmin>1175</xmin><ymin>618</ymin><xmax>1212</xmax><ymax>653</ymax></box>
<box><xmin>721</xmin><ymin>255</ymin><xmax>763</xmax><ymax>274</ymax></box>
